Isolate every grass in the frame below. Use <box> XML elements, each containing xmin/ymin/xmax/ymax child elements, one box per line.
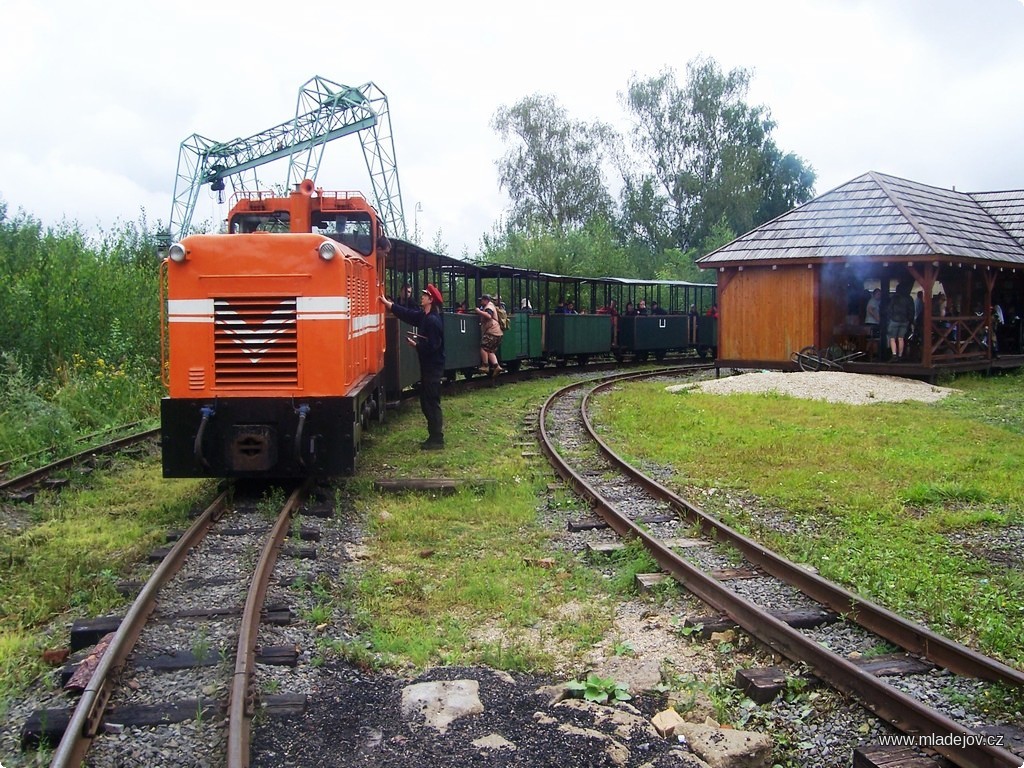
<box><xmin>0</xmin><ymin>374</ymin><xmax>619</xmax><ymax>707</ymax></box>
<box><xmin>0</xmin><ymin>453</ymin><xmax>211</xmax><ymax>697</ymax></box>
<box><xmin>4</xmin><ymin>365</ymin><xmax>1023</xmax><ymax>723</ymax></box>
<box><xmin>590</xmin><ymin>369</ymin><xmax>1024</xmax><ymax>668</ymax></box>
<box><xmin>345</xmin><ymin>375</ymin><xmax>615</xmax><ymax>671</ymax></box>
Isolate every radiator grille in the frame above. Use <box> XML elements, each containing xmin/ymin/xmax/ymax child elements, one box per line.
<box><xmin>214</xmin><ymin>297</ymin><xmax>298</xmax><ymax>387</ymax></box>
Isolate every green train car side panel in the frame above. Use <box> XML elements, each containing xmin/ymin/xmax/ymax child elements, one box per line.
<box><xmin>444</xmin><ymin>313</ymin><xmax>482</xmax><ymax>370</ymax></box>
<box><xmin>697</xmin><ymin>316</ymin><xmax>718</xmax><ymax>347</ymax></box>
<box><xmin>385</xmin><ymin>316</ymin><xmax>421</xmax><ymax>393</ymax></box>
<box><xmin>499</xmin><ymin>313</ymin><xmax>543</xmax><ymax>359</ymax></box>
<box><xmin>618</xmin><ymin>315</ymin><xmax>692</xmax><ymax>351</ymax></box>
<box><xmin>545</xmin><ymin>314</ymin><xmax>612</xmax><ymax>356</ymax></box>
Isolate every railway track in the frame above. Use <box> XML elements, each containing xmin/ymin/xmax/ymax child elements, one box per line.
<box><xmin>0</xmin><ymin>422</ymin><xmax>150</xmax><ymax>479</ymax></box>
<box><xmin>537</xmin><ymin>367</ymin><xmax>1024</xmax><ymax>768</ymax></box>
<box><xmin>391</xmin><ymin>352</ymin><xmax>711</xmax><ymax>405</ymax></box>
<box><xmin>20</xmin><ymin>479</ymin><xmax>325</xmax><ymax>768</ymax></box>
<box><xmin>0</xmin><ymin>426</ymin><xmax>159</xmax><ymax>498</ymax></box>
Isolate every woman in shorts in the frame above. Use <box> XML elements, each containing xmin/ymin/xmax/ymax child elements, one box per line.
<box><xmin>474</xmin><ymin>294</ymin><xmax>504</xmax><ymax>375</ymax></box>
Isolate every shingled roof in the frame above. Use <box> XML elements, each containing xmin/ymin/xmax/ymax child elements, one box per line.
<box><xmin>697</xmin><ymin>171</ymin><xmax>1024</xmax><ymax>268</ymax></box>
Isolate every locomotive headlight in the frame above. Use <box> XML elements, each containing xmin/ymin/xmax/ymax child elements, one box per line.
<box><xmin>168</xmin><ymin>243</ymin><xmax>187</xmax><ymax>263</ymax></box>
<box><xmin>318</xmin><ymin>241</ymin><xmax>337</xmax><ymax>261</ymax></box>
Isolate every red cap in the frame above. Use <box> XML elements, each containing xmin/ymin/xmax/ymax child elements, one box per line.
<box><xmin>422</xmin><ymin>284</ymin><xmax>443</xmax><ymax>306</ymax></box>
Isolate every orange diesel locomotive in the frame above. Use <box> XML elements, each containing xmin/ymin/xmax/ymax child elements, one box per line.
<box><xmin>160</xmin><ymin>180</ymin><xmax>388</xmax><ymax>478</ymax></box>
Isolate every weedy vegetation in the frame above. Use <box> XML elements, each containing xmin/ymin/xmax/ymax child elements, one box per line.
<box><xmin>341</xmin><ymin>376</ymin><xmax>617</xmax><ymax>672</ymax></box>
<box><xmin>592</xmin><ymin>370</ymin><xmax>1024</xmax><ymax>668</ymax></box>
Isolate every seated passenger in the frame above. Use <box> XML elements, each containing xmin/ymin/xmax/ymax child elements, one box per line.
<box><xmin>399</xmin><ymin>282</ymin><xmax>418</xmax><ymax>309</ymax></box>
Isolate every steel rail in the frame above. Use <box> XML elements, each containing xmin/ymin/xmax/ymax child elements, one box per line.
<box><xmin>537</xmin><ymin>371</ymin><xmax>1021</xmax><ymax>768</ymax></box>
<box><xmin>226</xmin><ymin>478</ymin><xmax>312</xmax><ymax>768</ymax></box>
<box><xmin>49</xmin><ymin>489</ymin><xmax>229</xmax><ymax>768</ymax></box>
<box><xmin>410</xmin><ymin>356</ymin><xmax>715</xmax><ymax>402</ymax></box>
<box><xmin>1</xmin><ymin>427</ymin><xmax>160</xmax><ymax>494</ymax></box>
<box><xmin>583</xmin><ymin>375</ymin><xmax>1024</xmax><ymax>689</ymax></box>
<box><xmin>0</xmin><ymin>421</ymin><xmax>148</xmax><ymax>477</ymax></box>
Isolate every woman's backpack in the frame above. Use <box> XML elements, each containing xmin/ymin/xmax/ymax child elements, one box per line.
<box><xmin>496</xmin><ymin>304</ymin><xmax>510</xmax><ymax>331</ymax></box>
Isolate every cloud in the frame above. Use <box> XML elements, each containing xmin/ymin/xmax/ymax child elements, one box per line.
<box><xmin>1</xmin><ymin>0</ymin><xmax>1022</xmax><ymax>254</ymax></box>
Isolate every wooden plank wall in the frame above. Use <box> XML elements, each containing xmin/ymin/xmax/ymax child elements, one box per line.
<box><xmin>720</xmin><ymin>267</ymin><xmax>817</xmax><ymax>362</ymax></box>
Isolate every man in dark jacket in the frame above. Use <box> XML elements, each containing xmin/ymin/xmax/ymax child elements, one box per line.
<box><xmin>380</xmin><ymin>284</ymin><xmax>446</xmax><ymax>449</ymax></box>
<box><xmin>888</xmin><ymin>284</ymin><xmax>915</xmax><ymax>363</ymax></box>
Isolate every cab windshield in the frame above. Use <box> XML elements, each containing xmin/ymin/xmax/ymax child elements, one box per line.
<box><xmin>313</xmin><ymin>212</ymin><xmax>373</xmax><ymax>256</ymax></box>
<box><xmin>231</xmin><ymin>212</ymin><xmax>290</xmax><ymax>233</ymax></box>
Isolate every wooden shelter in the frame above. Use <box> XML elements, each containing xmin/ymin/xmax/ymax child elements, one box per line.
<box><xmin>697</xmin><ymin>171</ymin><xmax>1024</xmax><ymax>378</ymax></box>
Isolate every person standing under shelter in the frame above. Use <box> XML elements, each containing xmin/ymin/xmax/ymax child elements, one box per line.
<box><xmin>864</xmin><ymin>288</ymin><xmax>882</xmax><ymax>359</ymax></box>
<box><xmin>475</xmin><ymin>294</ymin><xmax>504</xmax><ymax>376</ymax></box>
<box><xmin>380</xmin><ymin>284</ymin><xmax>446</xmax><ymax>450</ymax></box>
<box><xmin>888</xmin><ymin>284</ymin><xmax>915</xmax><ymax>362</ymax></box>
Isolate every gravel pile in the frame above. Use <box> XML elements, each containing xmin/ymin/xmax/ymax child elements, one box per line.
<box><xmin>669</xmin><ymin>370</ymin><xmax>958</xmax><ymax>405</ymax></box>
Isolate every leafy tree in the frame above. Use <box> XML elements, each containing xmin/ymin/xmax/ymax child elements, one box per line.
<box><xmin>615</xmin><ymin>176</ymin><xmax>673</xmax><ymax>254</ymax></box>
<box><xmin>620</xmin><ymin>57</ymin><xmax>815</xmax><ymax>256</ymax></box>
<box><xmin>481</xmin><ymin>218</ymin><xmax>631</xmax><ymax>281</ymax></box>
<box><xmin>656</xmin><ymin>217</ymin><xmax>737</xmax><ymax>283</ymax></box>
<box><xmin>492</xmin><ymin>94</ymin><xmax>616</xmax><ymax>233</ymax></box>
<box><xmin>756</xmin><ymin>143</ymin><xmax>818</xmax><ymax>223</ymax></box>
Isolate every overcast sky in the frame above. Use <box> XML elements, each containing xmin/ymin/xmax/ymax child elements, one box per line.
<box><xmin>2</xmin><ymin>0</ymin><xmax>1022</xmax><ymax>256</ymax></box>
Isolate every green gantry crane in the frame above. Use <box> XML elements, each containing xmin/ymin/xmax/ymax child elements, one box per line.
<box><xmin>167</xmin><ymin>75</ymin><xmax>406</xmax><ymax>243</ymax></box>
